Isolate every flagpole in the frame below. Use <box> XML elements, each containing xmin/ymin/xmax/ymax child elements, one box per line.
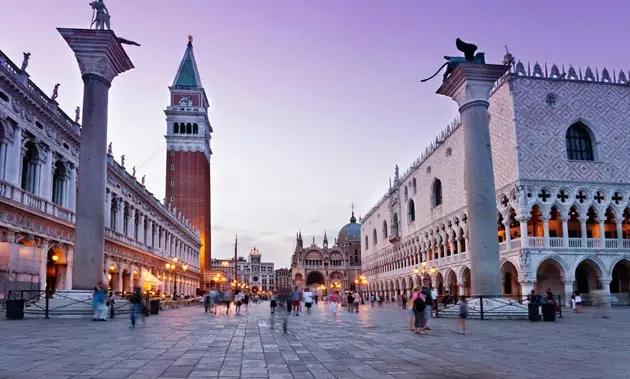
<box><xmin>234</xmin><ymin>234</ymin><xmax>238</xmax><ymax>284</ymax></box>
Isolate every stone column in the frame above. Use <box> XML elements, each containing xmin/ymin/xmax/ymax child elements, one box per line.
<box><xmin>127</xmin><ymin>207</ymin><xmax>136</xmax><ymax>239</ymax></box>
<box><xmin>503</xmin><ymin>219</ymin><xmax>511</xmax><ymax>248</ymax></box>
<box><xmin>542</xmin><ymin>216</ymin><xmax>550</xmax><ymax>247</ymax></box>
<box><xmin>58</xmin><ymin>28</ymin><xmax>134</xmax><ymax>290</ymax></box>
<box><xmin>437</xmin><ymin>63</ymin><xmax>508</xmax><ymax>296</ymax></box>
<box><xmin>65</xmin><ymin>246</ymin><xmax>74</xmax><ymax>290</ymax></box>
<box><xmin>579</xmin><ymin>216</ymin><xmax>588</xmax><ymax>247</ymax></box>
<box><xmin>598</xmin><ymin>220</ymin><xmax>606</xmax><ymax>248</ymax></box>
<box><xmin>563</xmin><ymin>280</ymin><xmax>574</xmax><ymax>308</ymax></box>
<box><xmin>4</xmin><ymin>126</ymin><xmax>22</xmax><ymax>186</ymax></box>
<box><xmin>116</xmin><ymin>198</ymin><xmax>124</xmax><ymax>233</ymax></box>
<box><xmin>0</xmin><ymin>142</ymin><xmax>7</xmax><ymax>180</ymax></box>
<box><xmin>39</xmin><ymin>144</ymin><xmax>53</xmax><ymax>201</ymax></box>
<box><xmin>104</xmin><ymin>190</ymin><xmax>112</xmax><ymax>228</ymax></box>
<box><xmin>68</xmin><ymin>163</ymin><xmax>77</xmax><ymax>211</ymax></box>
<box><xmin>518</xmin><ymin>216</ymin><xmax>529</xmax><ymax>247</ymax></box>
<box><xmin>520</xmin><ymin>281</ymin><xmax>535</xmax><ymax>298</ymax></box>
<box><xmin>561</xmin><ymin>215</ymin><xmax>570</xmax><ymax>248</ymax></box>
<box><xmin>38</xmin><ymin>239</ymin><xmax>50</xmax><ymax>291</ymax></box>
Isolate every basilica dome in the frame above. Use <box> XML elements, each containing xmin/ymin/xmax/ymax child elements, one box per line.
<box><xmin>337</xmin><ymin>212</ymin><xmax>360</xmax><ymax>243</ymax></box>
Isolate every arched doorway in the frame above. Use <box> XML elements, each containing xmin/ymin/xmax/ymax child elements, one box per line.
<box><xmin>575</xmin><ymin>259</ymin><xmax>603</xmax><ymax>294</ymax></box>
<box><xmin>445</xmin><ymin>269</ymin><xmax>458</xmax><ymax>296</ymax></box>
<box><xmin>501</xmin><ymin>261</ymin><xmax>519</xmax><ymax>296</ymax></box>
<box><xmin>435</xmin><ymin>272</ymin><xmax>444</xmax><ymax>295</ymax></box>
<box><xmin>462</xmin><ymin>268</ymin><xmax>471</xmax><ymax>296</ymax></box>
<box><xmin>306</xmin><ymin>271</ymin><xmax>325</xmax><ymax>286</ymax></box>
<box><xmin>610</xmin><ymin>260</ymin><xmax>630</xmax><ymax>304</ymax></box>
<box><xmin>536</xmin><ymin>257</ymin><xmax>565</xmax><ymax>295</ymax></box>
<box><xmin>46</xmin><ymin>247</ymin><xmax>66</xmax><ymax>292</ymax></box>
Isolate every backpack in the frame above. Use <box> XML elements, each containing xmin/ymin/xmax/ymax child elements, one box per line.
<box><xmin>413</xmin><ymin>296</ymin><xmax>426</xmax><ymax>312</ymax></box>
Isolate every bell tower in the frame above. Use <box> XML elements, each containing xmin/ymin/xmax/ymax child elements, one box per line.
<box><xmin>165</xmin><ymin>35</ymin><xmax>213</xmax><ymax>285</ymax></box>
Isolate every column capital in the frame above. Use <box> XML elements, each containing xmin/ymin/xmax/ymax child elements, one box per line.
<box><xmin>57</xmin><ymin>28</ymin><xmax>134</xmax><ymax>84</ymax></box>
<box><xmin>437</xmin><ymin>63</ymin><xmax>509</xmax><ymax>108</ymax></box>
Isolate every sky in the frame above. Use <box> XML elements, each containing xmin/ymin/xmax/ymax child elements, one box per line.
<box><xmin>2</xmin><ymin>0</ymin><xmax>627</xmax><ymax>267</ymax></box>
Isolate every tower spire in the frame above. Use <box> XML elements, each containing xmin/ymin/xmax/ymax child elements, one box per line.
<box><xmin>172</xmin><ymin>35</ymin><xmax>203</xmax><ymax>89</ymax></box>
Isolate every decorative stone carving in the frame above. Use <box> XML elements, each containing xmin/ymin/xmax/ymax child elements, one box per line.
<box><xmin>51</xmin><ymin>83</ymin><xmax>60</xmax><ymax>101</ymax></box>
<box><xmin>75</xmin><ymin>106</ymin><xmax>81</xmax><ymax>123</ymax></box>
<box><xmin>20</xmin><ymin>52</ymin><xmax>31</xmax><ymax>71</ymax></box>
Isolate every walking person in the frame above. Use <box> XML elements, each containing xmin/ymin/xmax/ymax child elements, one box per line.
<box><xmin>457</xmin><ymin>296</ymin><xmax>468</xmax><ymax>335</ymax></box>
<box><xmin>370</xmin><ymin>294</ymin><xmax>375</xmax><ymax>307</ymax></box>
<box><xmin>291</xmin><ymin>286</ymin><xmax>302</xmax><ymax>316</ymax></box>
<box><xmin>412</xmin><ymin>290</ymin><xmax>427</xmax><ymax>335</ymax></box>
<box><xmin>235</xmin><ymin>291</ymin><xmax>243</xmax><ymax>315</ymax></box>
<box><xmin>92</xmin><ymin>281</ymin><xmax>108</xmax><ymax>321</ymax></box>
<box><xmin>347</xmin><ymin>292</ymin><xmax>354</xmax><ymax>313</ymax></box>
<box><xmin>270</xmin><ymin>294</ymin><xmax>277</xmax><ymax>314</ymax></box>
<box><xmin>330</xmin><ymin>291</ymin><xmax>340</xmax><ymax>315</ymax></box>
<box><xmin>353</xmin><ymin>291</ymin><xmax>360</xmax><ymax>313</ymax></box>
<box><xmin>203</xmin><ymin>291</ymin><xmax>211</xmax><ymax>313</ymax></box>
<box><xmin>243</xmin><ymin>293</ymin><xmax>249</xmax><ymax>312</ymax></box>
<box><xmin>223</xmin><ymin>288</ymin><xmax>234</xmax><ymax>315</ymax></box>
<box><xmin>421</xmin><ymin>283</ymin><xmax>434</xmax><ymax>330</ymax></box>
<box><xmin>303</xmin><ymin>287</ymin><xmax>314</xmax><ymax>314</ymax></box>
<box><xmin>401</xmin><ymin>294</ymin><xmax>407</xmax><ymax>310</ymax></box>
<box><xmin>129</xmin><ymin>287</ymin><xmax>144</xmax><ymax>328</ymax></box>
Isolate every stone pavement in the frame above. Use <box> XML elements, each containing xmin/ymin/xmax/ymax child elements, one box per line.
<box><xmin>0</xmin><ymin>301</ymin><xmax>629</xmax><ymax>379</ymax></box>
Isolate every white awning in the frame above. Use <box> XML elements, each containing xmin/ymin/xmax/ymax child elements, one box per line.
<box><xmin>141</xmin><ymin>269</ymin><xmax>163</xmax><ymax>286</ymax></box>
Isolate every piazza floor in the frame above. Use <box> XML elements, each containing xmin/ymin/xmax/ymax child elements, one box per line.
<box><xmin>0</xmin><ymin>301</ymin><xmax>629</xmax><ymax>379</ymax></box>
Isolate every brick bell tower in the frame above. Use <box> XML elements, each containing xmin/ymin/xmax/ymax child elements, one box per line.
<box><xmin>165</xmin><ymin>35</ymin><xmax>213</xmax><ymax>286</ymax></box>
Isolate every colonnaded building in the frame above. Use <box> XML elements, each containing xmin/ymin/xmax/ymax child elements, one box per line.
<box><xmin>361</xmin><ymin>60</ymin><xmax>630</xmax><ymax>305</ymax></box>
<box><xmin>0</xmin><ymin>43</ymin><xmax>204</xmax><ymax>296</ymax></box>
<box><xmin>291</xmin><ymin>213</ymin><xmax>362</xmax><ymax>292</ymax></box>
<box><xmin>237</xmin><ymin>248</ymin><xmax>275</xmax><ymax>293</ymax></box>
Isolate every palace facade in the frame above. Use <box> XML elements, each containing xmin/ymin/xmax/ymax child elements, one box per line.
<box><xmin>0</xmin><ymin>47</ymin><xmax>202</xmax><ymax>296</ymax></box>
<box><xmin>275</xmin><ymin>268</ymin><xmax>291</xmax><ymax>294</ymax></box>
<box><xmin>361</xmin><ymin>60</ymin><xmax>630</xmax><ymax>305</ymax></box>
<box><xmin>290</xmin><ymin>213</ymin><xmax>362</xmax><ymax>292</ymax></box>
<box><xmin>237</xmin><ymin>248</ymin><xmax>275</xmax><ymax>293</ymax></box>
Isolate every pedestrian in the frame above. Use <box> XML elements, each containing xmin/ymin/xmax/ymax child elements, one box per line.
<box><xmin>409</xmin><ymin>288</ymin><xmax>420</xmax><ymax>331</ymax></box>
<box><xmin>235</xmin><ymin>291</ymin><xmax>243</xmax><ymax>315</ymax></box>
<box><xmin>270</xmin><ymin>294</ymin><xmax>277</xmax><ymax>314</ymax></box>
<box><xmin>574</xmin><ymin>291</ymin><xmax>583</xmax><ymax>313</ymax></box>
<box><xmin>129</xmin><ymin>287</ymin><xmax>144</xmax><ymax>328</ymax></box>
<box><xmin>353</xmin><ymin>291</ymin><xmax>360</xmax><ymax>313</ymax></box>
<box><xmin>203</xmin><ymin>292</ymin><xmax>211</xmax><ymax>313</ymax></box>
<box><xmin>458</xmin><ymin>296</ymin><xmax>468</xmax><ymax>335</ymax></box>
<box><xmin>370</xmin><ymin>293</ymin><xmax>375</xmax><ymax>307</ymax></box>
<box><xmin>421</xmin><ymin>283</ymin><xmax>434</xmax><ymax>330</ymax></box>
<box><xmin>330</xmin><ymin>291</ymin><xmax>340</xmax><ymax>315</ymax></box>
<box><xmin>401</xmin><ymin>293</ymin><xmax>407</xmax><ymax>310</ymax></box>
<box><xmin>209</xmin><ymin>286</ymin><xmax>218</xmax><ymax>314</ymax></box>
<box><xmin>243</xmin><ymin>293</ymin><xmax>249</xmax><ymax>311</ymax></box>
<box><xmin>347</xmin><ymin>292</ymin><xmax>354</xmax><ymax>313</ymax></box>
<box><xmin>92</xmin><ymin>281</ymin><xmax>108</xmax><ymax>321</ymax></box>
<box><xmin>377</xmin><ymin>295</ymin><xmax>383</xmax><ymax>307</ymax></box>
<box><xmin>291</xmin><ymin>286</ymin><xmax>302</xmax><ymax>316</ymax></box>
<box><xmin>430</xmin><ymin>286</ymin><xmax>439</xmax><ymax>317</ymax></box>
<box><xmin>412</xmin><ymin>290</ymin><xmax>427</xmax><ymax>335</ymax></box>
<box><xmin>303</xmin><ymin>287</ymin><xmax>313</xmax><ymax>314</ymax></box>
<box><xmin>223</xmin><ymin>288</ymin><xmax>234</xmax><ymax>315</ymax></box>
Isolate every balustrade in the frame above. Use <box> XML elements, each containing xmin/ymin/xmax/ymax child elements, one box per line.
<box><xmin>0</xmin><ymin>179</ymin><xmax>75</xmax><ymax>223</ymax></box>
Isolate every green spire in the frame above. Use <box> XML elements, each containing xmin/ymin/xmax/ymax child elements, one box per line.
<box><xmin>172</xmin><ymin>36</ymin><xmax>202</xmax><ymax>88</ymax></box>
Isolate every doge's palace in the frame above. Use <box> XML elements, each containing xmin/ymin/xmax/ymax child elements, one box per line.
<box><xmin>0</xmin><ymin>49</ymin><xmax>202</xmax><ymax>297</ymax></box>
<box><xmin>361</xmin><ymin>60</ymin><xmax>630</xmax><ymax>306</ymax></box>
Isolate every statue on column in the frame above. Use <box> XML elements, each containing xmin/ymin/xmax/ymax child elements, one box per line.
<box><xmin>107</xmin><ymin>142</ymin><xmax>112</xmax><ymax>156</ymax></box>
<box><xmin>90</xmin><ymin>0</ymin><xmax>111</xmax><ymax>30</ymax></box>
<box><xmin>132</xmin><ymin>166</ymin><xmax>136</xmax><ymax>177</ymax></box>
<box><xmin>420</xmin><ymin>38</ymin><xmax>486</xmax><ymax>83</ymax></box>
<box><xmin>120</xmin><ymin>154</ymin><xmax>125</xmax><ymax>167</ymax></box>
<box><xmin>51</xmin><ymin>83</ymin><xmax>60</xmax><ymax>101</ymax></box>
<box><xmin>74</xmin><ymin>106</ymin><xmax>81</xmax><ymax>123</ymax></box>
<box><xmin>20</xmin><ymin>52</ymin><xmax>31</xmax><ymax>71</ymax></box>
<box><xmin>141</xmin><ymin>175</ymin><xmax>145</xmax><ymax>186</ymax></box>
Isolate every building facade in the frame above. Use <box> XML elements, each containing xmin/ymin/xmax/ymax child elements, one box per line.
<box><xmin>275</xmin><ymin>268</ymin><xmax>291</xmax><ymax>294</ymax></box>
<box><xmin>237</xmin><ymin>248</ymin><xmax>275</xmax><ymax>293</ymax></box>
<box><xmin>290</xmin><ymin>213</ymin><xmax>363</xmax><ymax>292</ymax></box>
<box><xmin>164</xmin><ymin>36</ymin><xmax>213</xmax><ymax>279</ymax></box>
<box><xmin>361</xmin><ymin>61</ymin><xmax>630</xmax><ymax>305</ymax></box>
<box><xmin>0</xmin><ymin>49</ymin><xmax>202</xmax><ymax>296</ymax></box>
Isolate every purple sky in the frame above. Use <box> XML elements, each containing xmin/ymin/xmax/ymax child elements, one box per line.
<box><xmin>2</xmin><ymin>0</ymin><xmax>627</xmax><ymax>267</ymax></box>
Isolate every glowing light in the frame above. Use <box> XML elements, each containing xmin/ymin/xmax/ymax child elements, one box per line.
<box><xmin>51</xmin><ymin>255</ymin><xmax>59</xmax><ymax>262</ymax></box>
<box><xmin>172</xmin><ymin>257</ymin><xmax>178</xmax><ymax>263</ymax></box>
<box><xmin>413</xmin><ymin>267</ymin><xmax>419</xmax><ymax>274</ymax></box>
<box><xmin>182</xmin><ymin>265</ymin><xmax>188</xmax><ymax>271</ymax></box>
<box><xmin>109</xmin><ymin>265</ymin><xmax>116</xmax><ymax>271</ymax></box>
<box><xmin>165</xmin><ymin>263</ymin><xmax>171</xmax><ymax>269</ymax></box>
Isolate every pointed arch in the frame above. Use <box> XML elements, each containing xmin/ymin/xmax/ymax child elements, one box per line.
<box><xmin>372</xmin><ymin>228</ymin><xmax>377</xmax><ymax>246</ymax></box>
<box><xmin>565</xmin><ymin>121</ymin><xmax>594</xmax><ymax>161</ymax></box>
<box><xmin>173</xmin><ymin>122</ymin><xmax>179</xmax><ymax>133</ymax></box>
<box><xmin>382</xmin><ymin>220</ymin><xmax>388</xmax><ymax>239</ymax></box>
<box><xmin>431</xmin><ymin>178</ymin><xmax>442</xmax><ymax>207</ymax></box>
<box><xmin>407</xmin><ymin>199</ymin><xmax>416</xmax><ymax>223</ymax></box>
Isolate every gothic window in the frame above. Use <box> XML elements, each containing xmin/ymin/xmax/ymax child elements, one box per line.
<box><xmin>364</xmin><ymin>236</ymin><xmax>368</xmax><ymax>250</ymax></box>
<box><xmin>123</xmin><ymin>204</ymin><xmax>130</xmax><ymax>235</ymax></box>
<box><xmin>432</xmin><ymin>179</ymin><xmax>443</xmax><ymax>207</ymax></box>
<box><xmin>134</xmin><ymin>211</ymin><xmax>140</xmax><ymax>240</ymax></box>
<box><xmin>382</xmin><ymin>220</ymin><xmax>388</xmax><ymax>239</ymax></box>
<box><xmin>173</xmin><ymin>122</ymin><xmax>179</xmax><ymax>134</ymax></box>
<box><xmin>392</xmin><ymin>213</ymin><xmax>399</xmax><ymax>236</ymax></box>
<box><xmin>372</xmin><ymin>229</ymin><xmax>377</xmax><ymax>246</ymax></box>
<box><xmin>565</xmin><ymin>122</ymin><xmax>594</xmax><ymax>161</ymax></box>
<box><xmin>412</xmin><ymin>178</ymin><xmax>417</xmax><ymax>194</ymax></box>
<box><xmin>51</xmin><ymin>161</ymin><xmax>67</xmax><ymax>206</ymax></box>
<box><xmin>404</xmin><ymin>186</ymin><xmax>408</xmax><ymax>201</ymax></box>
<box><xmin>193</xmin><ymin>123</ymin><xmax>199</xmax><ymax>134</ymax></box>
<box><xmin>186</xmin><ymin>123</ymin><xmax>192</xmax><ymax>134</ymax></box>
<box><xmin>408</xmin><ymin>199</ymin><xmax>416</xmax><ymax>222</ymax></box>
<box><xmin>21</xmin><ymin>140</ymin><xmax>40</xmax><ymax>193</ymax></box>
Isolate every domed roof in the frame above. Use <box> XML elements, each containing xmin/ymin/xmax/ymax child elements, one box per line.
<box><xmin>338</xmin><ymin>212</ymin><xmax>360</xmax><ymax>243</ymax></box>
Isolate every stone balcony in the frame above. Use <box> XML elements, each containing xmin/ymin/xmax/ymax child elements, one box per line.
<box><xmin>0</xmin><ymin>179</ymin><xmax>74</xmax><ymax>223</ymax></box>
<box><xmin>0</xmin><ymin>180</ymin><xmax>200</xmax><ymax>274</ymax></box>
<box><xmin>498</xmin><ymin>236</ymin><xmax>630</xmax><ymax>252</ymax></box>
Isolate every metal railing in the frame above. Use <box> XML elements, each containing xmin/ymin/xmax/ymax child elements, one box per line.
<box><xmin>431</xmin><ymin>294</ymin><xmax>563</xmax><ymax>320</ymax></box>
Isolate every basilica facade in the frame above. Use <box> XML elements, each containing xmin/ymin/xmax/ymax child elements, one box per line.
<box><xmin>361</xmin><ymin>60</ymin><xmax>630</xmax><ymax>305</ymax></box>
<box><xmin>290</xmin><ymin>213</ymin><xmax>362</xmax><ymax>292</ymax></box>
<box><xmin>0</xmin><ymin>46</ymin><xmax>202</xmax><ymax>296</ymax></box>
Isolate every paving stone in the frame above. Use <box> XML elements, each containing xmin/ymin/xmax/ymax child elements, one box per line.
<box><xmin>1</xmin><ymin>303</ymin><xmax>630</xmax><ymax>379</ymax></box>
